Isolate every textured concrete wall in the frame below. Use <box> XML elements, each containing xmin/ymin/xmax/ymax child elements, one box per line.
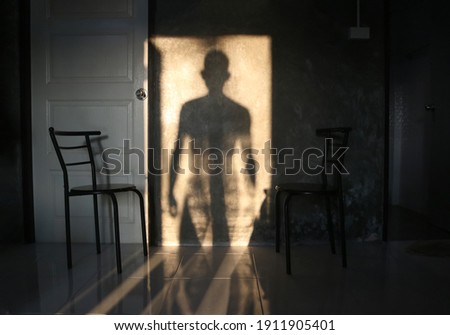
<box><xmin>268</xmin><ymin>1</ymin><xmax>386</xmax><ymax>243</ymax></box>
<box><xmin>149</xmin><ymin>0</ymin><xmax>385</xmax><ymax>245</ymax></box>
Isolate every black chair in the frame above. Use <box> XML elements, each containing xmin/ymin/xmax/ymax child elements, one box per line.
<box><xmin>275</xmin><ymin>127</ymin><xmax>351</xmax><ymax>274</ymax></box>
<box><xmin>49</xmin><ymin>127</ymin><xmax>148</xmax><ymax>273</ymax></box>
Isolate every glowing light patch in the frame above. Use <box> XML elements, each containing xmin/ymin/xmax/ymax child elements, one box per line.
<box><xmin>151</xmin><ymin>35</ymin><xmax>272</xmax><ymax>246</ymax></box>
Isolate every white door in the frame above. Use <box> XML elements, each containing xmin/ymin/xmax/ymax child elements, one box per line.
<box><xmin>31</xmin><ymin>0</ymin><xmax>148</xmax><ymax>243</ymax></box>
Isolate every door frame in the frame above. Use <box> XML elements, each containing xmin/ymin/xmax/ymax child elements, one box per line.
<box><xmin>382</xmin><ymin>0</ymin><xmax>389</xmax><ymax>241</ymax></box>
<box><xmin>21</xmin><ymin>0</ymin><xmax>35</xmax><ymax>243</ymax></box>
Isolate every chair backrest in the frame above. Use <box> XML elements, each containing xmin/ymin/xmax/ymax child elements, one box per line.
<box><xmin>315</xmin><ymin>127</ymin><xmax>352</xmax><ymax>190</ymax></box>
<box><xmin>49</xmin><ymin>127</ymin><xmax>101</xmax><ymax>192</ymax></box>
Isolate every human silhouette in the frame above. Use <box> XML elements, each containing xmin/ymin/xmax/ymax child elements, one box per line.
<box><xmin>169</xmin><ymin>50</ymin><xmax>255</xmax><ymax>245</ymax></box>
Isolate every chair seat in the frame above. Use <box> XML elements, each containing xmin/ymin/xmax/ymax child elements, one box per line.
<box><xmin>70</xmin><ymin>183</ymin><xmax>137</xmax><ymax>194</ymax></box>
<box><xmin>275</xmin><ymin>182</ymin><xmax>337</xmax><ymax>194</ymax></box>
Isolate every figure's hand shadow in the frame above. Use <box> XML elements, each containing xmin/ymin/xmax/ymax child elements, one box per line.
<box><xmin>168</xmin><ymin>191</ymin><xmax>177</xmax><ymax>217</ymax></box>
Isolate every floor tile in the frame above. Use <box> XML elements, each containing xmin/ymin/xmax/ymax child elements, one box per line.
<box><xmin>175</xmin><ymin>251</ymin><xmax>255</xmax><ymax>279</ymax></box>
<box><xmin>160</xmin><ymin>278</ymin><xmax>262</xmax><ymax>315</ymax></box>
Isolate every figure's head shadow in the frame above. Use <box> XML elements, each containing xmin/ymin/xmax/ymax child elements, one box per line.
<box><xmin>201</xmin><ymin>50</ymin><xmax>230</xmax><ymax>95</ymax></box>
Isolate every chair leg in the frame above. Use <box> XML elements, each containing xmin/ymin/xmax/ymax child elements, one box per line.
<box><xmin>64</xmin><ymin>193</ymin><xmax>72</xmax><ymax>269</ymax></box>
<box><xmin>325</xmin><ymin>195</ymin><xmax>336</xmax><ymax>254</ymax></box>
<box><xmin>284</xmin><ymin>193</ymin><xmax>292</xmax><ymax>275</ymax></box>
<box><xmin>338</xmin><ymin>188</ymin><xmax>347</xmax><ymax>268</ymax></box>
<box><xmin>93</xmin><ymin>194</ymin><xmax>101</xmax><ymax>254</ymax></box>
<box><xmin>109</xmin><ymin>194</ymin><xmax>122</xmax><ymax>274</ymax></box>
<box><xmin>275</xmin><ymin>189</ymin><xmax>281</xmax><ymax>253</ymax></box>
<box><xmin>133</xmin><ymin>189</ymin><xmax>148</xmax><ymax>257</ymax></box>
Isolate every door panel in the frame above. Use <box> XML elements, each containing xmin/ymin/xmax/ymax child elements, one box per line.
<box><xmin>31</xmin><ymin>0</ymin><xmax>148</xmax><ymax>243</ymax></box>
<box><xmin>388</xmin><ymin>0</ymin><xmax>450</xmax><ymax>239</ymax></box>
<box><xmin>389</xmin><ymin>49</ymin><xmax>431</xmax><ymax>214</ymax></box>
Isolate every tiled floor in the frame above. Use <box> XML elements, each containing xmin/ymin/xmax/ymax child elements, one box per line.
<box><xmin>1</xmin><ymin>241</ymin><xmax>450</xmax><ymax>314</ymax></box>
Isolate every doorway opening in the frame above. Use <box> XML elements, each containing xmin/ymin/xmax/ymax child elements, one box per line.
<box><xmin>387</xmin><ymin>0</ymin><xmax>450</xmax><ymax>241</ymax></box>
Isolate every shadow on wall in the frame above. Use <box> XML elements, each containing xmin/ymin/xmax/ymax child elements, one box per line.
<box><xmin>169</xmin><ymin>50</ymin><xmax>256</xmax><ymax>245</ymax></box>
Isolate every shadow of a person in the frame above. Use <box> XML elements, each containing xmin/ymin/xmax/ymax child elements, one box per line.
<box><xmin>169</xmin><ymin>50</ymin><xmax>255</xmax><ymax>245</ymax></box>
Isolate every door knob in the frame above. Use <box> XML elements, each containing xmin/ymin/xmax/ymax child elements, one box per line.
<box><xmin>135</xmin><ymin>88</ymin><xmax>148</xmax><ymax>101</ymax></box>
<box><xmin>425</xmin><ymin>104</ymin><xmax>435</xmax><ymax>111</ymax></box>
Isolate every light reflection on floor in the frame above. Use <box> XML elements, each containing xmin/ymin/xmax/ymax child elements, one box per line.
<box><xmin>1</xmin><ymin>241</ymin><xmax>450</xmax><ymax>314</ymax></box>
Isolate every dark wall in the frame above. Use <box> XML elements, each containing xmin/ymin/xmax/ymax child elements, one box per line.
<box><xmin>0</xmin><ymin>0</ymin><xmax>385</xmax><ymax>244</ymax></box>
<box><xmin>0</xmin><ymin>0</ymin><xmax>26</xmax><ymax>242</ymax></box>
<box><xmin>269</xmin><ymin>0</ymin><xmax>385</xmax><ymax>242</ymax></box>
<box><xmin>151</xmin><ymin>0</ymin><xmax>385</xmax><ymax>243</ymax></box>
